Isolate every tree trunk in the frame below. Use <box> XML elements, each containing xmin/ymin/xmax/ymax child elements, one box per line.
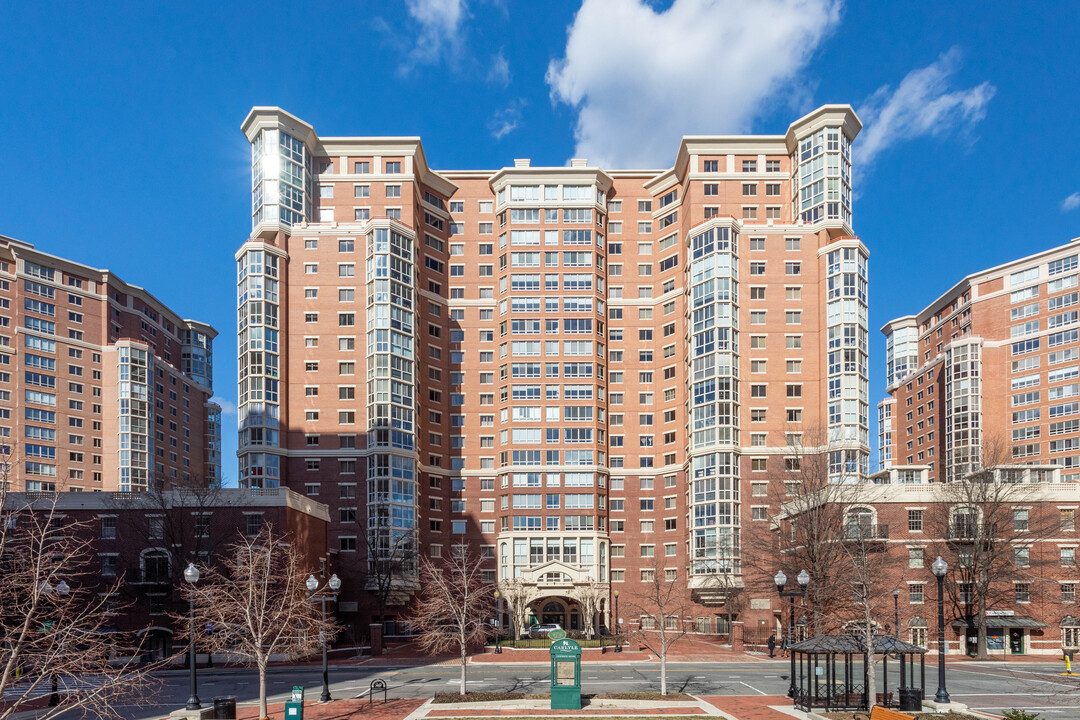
<box><xmin>459</xmin><ymin>647</ymin><xmax>467</xmax><ymax>695</ymax></box>
<box><xmin>258</xmin><ymin>662</ymin><xmax>268</xmax><ymax>719</ymax></box>
<box><xmin>975</xmin><ymin>591</ymin><xmax>988</xmax><ymax>660</ymax></box>
<box><xmin>726</xmin><ymin>602</ymin><xmax>734</xmax><ymax>649</ymax></box>
<box><xmin>659</xmin><ymin>626</ymin><xmax>667</xmax><ymax>695</ymax></box>
<box><xmin>864</xmin><ymin>626</ymin><xmax>876</xmax><ymax>707</ymax></box>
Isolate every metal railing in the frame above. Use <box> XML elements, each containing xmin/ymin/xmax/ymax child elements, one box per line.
<box><xmin>844</xmin><ymin>524</ymin><xmax>889</xmax><ymax>540</ymax></box>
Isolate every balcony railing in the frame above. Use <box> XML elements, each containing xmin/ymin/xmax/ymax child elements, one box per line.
<box><xmin>124</xmin><ymin>568</ymin><xmax>172</xmax><ymax>585</ymax></box>
<box><xmin>946</xmin><ymin>523</ymin><xmax>994</xmax><ymax>541</ymax></box>
<box><xmin>844</xmin><ymin>524</ymin><xmax>889</xmax><ymax>541</ymax></box>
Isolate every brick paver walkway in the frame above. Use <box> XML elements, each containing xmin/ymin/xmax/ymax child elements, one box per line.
<box><xmin>700</xmin><ymin>695</ymin><xmax>792</xmax><ymax>720</ymax></box>
<box><xmin>425</xmin><ymin>708</ymin><xmax>705</xmax><ymax>716</ymax></box>
<box><xmin>220</xmin><ymin>697</ymin><xmax>424</xmax><ymax>720</ymax></box>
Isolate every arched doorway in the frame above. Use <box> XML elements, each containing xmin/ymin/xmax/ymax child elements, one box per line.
<box><xmin>527</xmin><ymin>597</ymin><xmax>583</xmax><ymax>630</ymax></box>
<box><xmin>542</xmin><ymin>600</ymin><xmax>565</xmax><ymax>626</ymax></box>
<box><xmin>141</xmin><ymin>628</ymin><xmax>172</xmax><ymax>663</ymax></box>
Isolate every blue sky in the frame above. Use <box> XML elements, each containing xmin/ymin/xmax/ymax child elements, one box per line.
<box><xmin>2</xmin><ymin>0</ymin><xmax>1079</xmax><ymax>479</ymax></box>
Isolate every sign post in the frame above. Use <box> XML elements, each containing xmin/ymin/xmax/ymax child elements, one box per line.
<box><xmin>549</xmin><ymin>637</ymin><xmax>582</xmax><ymax>710</ymax></box>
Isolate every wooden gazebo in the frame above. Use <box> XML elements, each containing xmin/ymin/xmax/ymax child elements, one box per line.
<box><xmin>789</xmin><ymin>634</ymin><xmax>928</xmax><ymax>711</ymax></box>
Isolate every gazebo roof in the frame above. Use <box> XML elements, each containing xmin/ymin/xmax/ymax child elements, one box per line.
<box><xmin>790</xmin><ymin>633</ymin><xmax>927</xmax><ymax>654</ymax></box>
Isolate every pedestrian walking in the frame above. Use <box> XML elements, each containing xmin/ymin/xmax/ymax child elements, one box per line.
<box><xmin>767</xmin><ymin>634</ymin><xmax>776</xmax><ymax>658</ymax></box>
<box><xmin>780</xmin><ymin>636</ymin><xmax>789</xmax><ymax>657</ymax></box>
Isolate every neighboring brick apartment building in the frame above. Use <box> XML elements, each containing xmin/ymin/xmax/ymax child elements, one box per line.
<box><xmin>0</xmin><ymin>235</ymin><xmax>222</xmax><ymax>492</ymax></box>
<box><xmin>880</xmin><ymin>238</ymin><xmax>1080</xmax><ymax>481</ymax></box>
<box><xmin>872</xmin><ymin>239</ymin><xmax>1080</xmax><ymax>655</ymax></box>
<box><xmin>235</xmin><ymin>105</ymin><xmax>869</xmax><ymax>635</ymax></box>
<box><xmin>793</xmin><ymin>466</ymin><xmax>1080</xmax><ymax>656</ymax></box>
<box><xmin>3</xmin><ymin>487</ymin><xmax>330</xmax><ymax>660</ymax></box>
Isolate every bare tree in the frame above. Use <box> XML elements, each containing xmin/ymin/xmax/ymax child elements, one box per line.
<box><xmin>743</xmin><ymin>428</ymin><xmax>855</xmax><ymax>636</ymax></box>
<box><xmin>625</xmin><ymin>556</ymin><xmax>689</xmax><ymax>695</ymax></box>
<box><xmin>497</xmin><ymin>577</ymin><xmax>532</xmax><ymax>639</ymax></box>
<box><xmin>834</xmin><ymin>499</ymin><xmax>901</xmax><ymax>704</ymax></box>
<box><xmin>362</xmin><ymin>517</ymin><xmax>418</xmax><ymax>629</ymax></box>
<box><xmin>183</xmin><ymin>524</ymin><xmax>335</xmax><ymax>719</ymax></box>
<box><xmin>575</xmin><ymin>581</ymin><xmax>607</xmax><ymax>640</ymax></box>
<box><xmin>410</xmin><ymin>551</ymin><xmax>493</xmax><ymax>695</ymax></box>
<box><xmin>928</xmin><ymin>437</ymin><xmax>1059</xmax><ymax>660</ymax></box>
<box><xmin>0</xmin><ymin>479</ymin><xmax>162</xmax><ymax>720</ymax></box>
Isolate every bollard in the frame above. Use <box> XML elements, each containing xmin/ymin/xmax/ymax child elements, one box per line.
<box><xmin>1063</xmin><ymin>653</ymin><xmax>1077</xmax><ymax>676</ymax></box>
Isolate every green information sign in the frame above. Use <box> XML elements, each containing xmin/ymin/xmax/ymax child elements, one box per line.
<box><xmin>549</xmin><ymin>638</ymin><xmax>582</xmax><ymax>709</ymax></box>
<box><xmin>548</xmin><ymin>628</ymin><xmax>567</xmax><ymax>641</ymax></box>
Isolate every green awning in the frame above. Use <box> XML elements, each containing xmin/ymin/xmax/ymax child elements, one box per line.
<box><xmin>951</xmin><ymin>617</ymin><xmax>1047</xmax><ymax>629</ymax></box>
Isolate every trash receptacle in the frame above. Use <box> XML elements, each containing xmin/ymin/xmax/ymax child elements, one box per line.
<box><xmin>898</xmin><ymin>687</ymin><xmax>921</xmax><ymax>712</ymax></box>
<box><xmin>285</xmin><ymin>686</ymin><xmax>304</xmax><ymax>720</ymax></box>
<box><xmin>213</xmin><ymin>697</ymin><xmax>237</xmax><ymax>719</ymax></box>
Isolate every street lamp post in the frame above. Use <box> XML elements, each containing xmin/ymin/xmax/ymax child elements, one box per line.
<box><xmin>775</xmin><ymin>569</ymin><xmax>810</xmax><ymax>699</ymax></box>
<box><xmin>931</xmin><ymin>556</ymin><xmax>950</xmax><ymax>704</ymax></box>
<box><xmin>613</xmin><ymin>590</ymin><xmax>621</xmax><ymax>653</ymax></box>
<box><xmin>183</xmin><ymin>563</ymin><xmax>201</xmax><ymax>711</ymax></box>
<box><xmin>306</xmin><ymin>573</ymin><xmax>341</xmax><ymax>703</ymax></box>
<box><xmin>493</xmin><ymin>590</ymin><xmax>501</xmax><ymax>654</ymax></box>
<box><xmin>42</xmin><ymin>580</ymin><xmax>70</xmax><ymax>707</ymax></box>
<box><xmin>894</xmin><ymin>587</ymin><xmax>907</xmax><ymax>692</ymax></box>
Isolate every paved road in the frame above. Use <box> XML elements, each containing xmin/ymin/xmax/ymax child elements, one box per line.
<box><xmin>44</xmin><ymin>659</ymin><xmax>1080</xmax><ymax>720</ymax></box>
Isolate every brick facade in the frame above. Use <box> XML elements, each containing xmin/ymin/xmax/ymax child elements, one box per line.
<box><xmin>235</xmin><ymin>105</ymin><xmax>869</xmax><ymax>638</ymax></box>
<box><xmin>0</xmin><ymin>236</ymin><xmax>221</xmax><ymax>491</ymax></box>
<box><xmin>3</xmin><ymin>488</ymin><xmax>331</xmax><ymax>659</ymax></box>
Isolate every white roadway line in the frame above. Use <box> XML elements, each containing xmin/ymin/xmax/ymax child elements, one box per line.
<box><xmin>969</xmin><ymin>708</ymin><xmax>1072</xmax><ymax>712</ymax></box>
<box><xmin>737</xmin><ymin>680</ymin><xmax>767</xmax><ymax>695</ymax></box>
<box><xmin>946</xmin><ymin>667</ymin><xmax>1076</xmax><ymax>687</ymax></box>
<box><xmin>953</xmin><ymin>692</ymin><xmax>1074</xmax><ymax>697</ymax></box>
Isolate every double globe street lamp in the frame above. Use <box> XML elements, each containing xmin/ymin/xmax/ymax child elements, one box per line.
<box><xmin>774</xmin><ymin>569</ymin><xmax>809</xmax><ymax>699</ymax></box>
<box><xmin>306</xmin><ymin>573</ymin><xmax>342</xmax><ymax>703</ymax></box>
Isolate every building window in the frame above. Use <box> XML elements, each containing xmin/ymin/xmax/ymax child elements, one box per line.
<box><xmin>100</xmin><ymin>516</ymin><xmax>116</xmax><ymax>539</ymax></box>
<box><xmin>908</xmin><ymin>584</ymin><xmax>924</xmax><ymax>603</ymax></box>
<box><xmin>908</xmin><ymin>510</ymin><xmax>923</xmax><ymax>532</ymax></box>
<box><xmin>245</xmin><ymin>515</ymin><xmax>262</xmax><ymax>537</ymax></box>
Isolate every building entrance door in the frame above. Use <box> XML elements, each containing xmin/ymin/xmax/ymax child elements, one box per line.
<box><xmin>542</xmin><ymin>601</ymin><xmax>565</xmax><ymax>626</ymax></box>
<box><xmin>1009</xmin><ymin>628</ymin><xmax>1024</xmax><ymax>654</ymax></box>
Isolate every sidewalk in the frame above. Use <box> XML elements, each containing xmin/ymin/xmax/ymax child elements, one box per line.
<box><xmin>701</xmin><ymin>696</ymin><xmax>794</xmax><ymax>720</ymax></box>
<box><xmin>168</xmin><ymin>698</ymin><xmax>426</xmax><ymax>720</ymax></box>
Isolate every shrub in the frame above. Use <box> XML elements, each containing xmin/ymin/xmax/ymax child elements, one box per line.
<box><xmin>1003</xmin><ymin>711</ymin><xmax>1040</xmax><ymax>720</ymax></box>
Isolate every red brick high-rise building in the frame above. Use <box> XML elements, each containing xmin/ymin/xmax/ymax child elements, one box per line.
<box><xmin>0</xmin><ymin>236</ymin><xmax>221</xmax><ymax>492</ymax></box>
<box><xmin>236</xmin><ymin>105</ymin><xmax>868</xmax><ymax>636</ymax></box>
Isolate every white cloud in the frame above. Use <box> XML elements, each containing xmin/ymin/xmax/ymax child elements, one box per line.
<box><xmin>546</xmin><ymin>0</ymin><xmax>842</xmax><ymax>168</ymax></box>
<box><xmin>402</xmin><ymin>0</ymin><xmax>467</xmax><ymax>72</ymax></box>
<box><xmin>489</xmin><ymin>99</ymin><xmax>526</xmax><ymax>140</ymax></box>
<box><xmin>210</xmin><ymin>396</ymin><xmax>238</xmax><ymax>416</ymax></box>
<box><xmin>487</xmin><ymin>49</ymin><xmax>511</xmax><ymax>87</ymax></box>
<box><xmin>1062</xmin><ymin>192</ymin><xmax>1080</xmax><ymax>213</ymax></box>
<box><xmin>857</xmin><ymin>47</ymin><xmax>995</xmax><ymax>167</ymax></box>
